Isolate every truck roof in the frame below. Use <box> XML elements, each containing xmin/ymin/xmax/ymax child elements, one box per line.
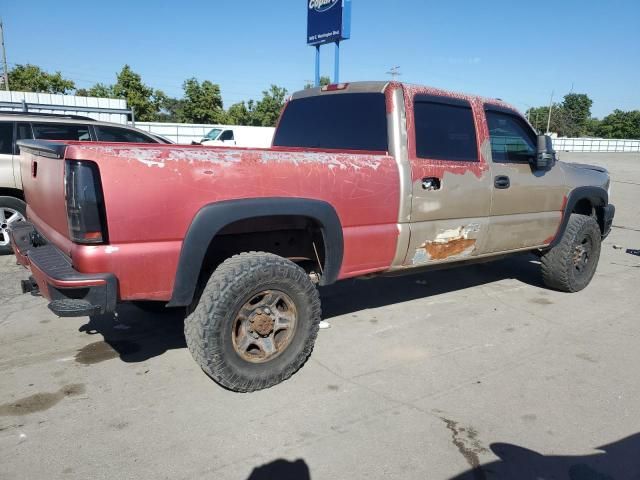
<box><xmin>292</xmin><ymin>81</ymin><xmax>516</xmax><ymax>112</ymax></box>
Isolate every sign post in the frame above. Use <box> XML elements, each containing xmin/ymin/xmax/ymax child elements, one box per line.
<box><xmin>307</xmin><ymin>0</ymin><xmax>351</xmax><ymax>86</ymax></box>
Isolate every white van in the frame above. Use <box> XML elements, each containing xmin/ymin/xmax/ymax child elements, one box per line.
<box><xmin>200</xmin><ymin>126</ymin><xmax>275</xmax><ymax>148</ymax></box>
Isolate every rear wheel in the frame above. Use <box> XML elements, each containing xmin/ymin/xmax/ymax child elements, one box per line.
<box><xmin>184</xmin><ymin>252</ymin><xmax>321</xmax><ymax>392</ymax></box>
<box><xmin>0</xmin><ymin>197</ymin><xmax>27</xmax><ymax>255</ymax></box>
<box><xmin>541</xmin><ymin>213</ymin><xmax>602</xmax><ymax>292</ymax></box>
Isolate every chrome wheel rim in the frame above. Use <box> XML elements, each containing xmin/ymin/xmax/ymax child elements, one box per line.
<box><xmin>232</xmin><ymin>290</ymin><xmax>298</xmax><ymax>364</ymax></box>
<box><xmin>0</xmin><ymin>207</ymin><xmax>25</xmax><ymax>247</ymax></box>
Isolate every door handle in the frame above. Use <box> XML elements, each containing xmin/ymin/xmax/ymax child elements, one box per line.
<box><xmin>494</xmin><ymin>175</ymin><xmax>510</xmax><ymax>189</ymax></box>
<box><xmin>422</xmin><ymin>177</ymin><xmax>441</xmax><ymax>191</ymax></box>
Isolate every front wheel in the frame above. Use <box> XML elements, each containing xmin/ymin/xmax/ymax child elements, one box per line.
<box><xmin>184</xmin><ymin>252</ymin><xmax>322</xmax><ymax>392</ymax></box>
<box><xmin>0</xmin><ymin>197</ymin><xmax>27</xmax><ymax>255</ymax></box>
<box><xmin>541</xmin><ymin>213</ymin><xmax>602</xmax><ymax>292</ymax></box>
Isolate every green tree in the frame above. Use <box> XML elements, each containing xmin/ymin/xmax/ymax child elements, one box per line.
<box><xmin>7</xmin><ymin>64</ymin><xmax>75</xmax><ymax>94</ymax></box>
<box><xmin>561</xmin><ymin>93</ymin><xmax>593</xmax><ymax>137</ymax></box>
<box><xmin>76</xmin><ymin>83</ymin><xmax>114</xmax><ymax>98</ymax></box>
<box><xmin>226</xmin><ymin>100</ymin><xmax>255</xmax><ymax>126</ymax></box>
<box><xmin>526</xmin><ymin>104</ymin><xmax>566</xmax><ymax>135</ymax></box>
<box><xmin>304</xmin><ymin>76</ymin><xmax>331</xmax><ymax>89</ymax></box>
<box><xmin>156</xmin><ymin>97</ymin><xmax>185</xmax><ymax>122</ymax></box>
<box><xmin>596</xmin><ymin>110</ymin><xmax>640</xmax><ymax>139</ymax></box>
<box><xmin>112</xmin><ymin>65</ymin><xmax>164</xmax><ymax>122</ymax></box>
<box><xmin>252</xmin><ymin>85</ymin><xmax>288</xmax><ymax>127</ymax></box>
<box><xmin>179</xmin><ymin>78</ymin><xmax>225</xmax><ymax>124</ymax></box>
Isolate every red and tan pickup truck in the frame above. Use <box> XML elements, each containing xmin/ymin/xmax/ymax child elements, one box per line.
<box><xmin>11</xmin><ymin>81</ymin><xmax>614</xmax><ymax>392</ymax></box>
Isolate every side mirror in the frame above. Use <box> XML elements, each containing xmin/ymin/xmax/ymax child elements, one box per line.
<box><xmin>535</xmin><ymin>135</ymin><xmax>556</xmax><ymax>170</ymax></box>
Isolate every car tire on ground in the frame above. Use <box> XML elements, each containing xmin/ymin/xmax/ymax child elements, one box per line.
<box><xmin>541</xmin><ymin>213</ymin><xmax>602</xmax><ymax>292</ymax></box>
<box><xmin>0</xmin><ymin>196</ymin><xmax>27</xmax><ymax>255</ymax></box>
<box><xmin>184</xmin><ymin>251</ymin><xmax>321</xmax><ymax>392</ymax></box>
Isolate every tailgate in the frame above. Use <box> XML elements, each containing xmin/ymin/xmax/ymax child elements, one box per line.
<box><xmin>17</xmin><ymin>140</ymin><xmax>70</xmax><ymax>247</ymax></box>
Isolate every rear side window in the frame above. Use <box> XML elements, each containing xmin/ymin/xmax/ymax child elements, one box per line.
<box><xmin>14</xmin><ymin>122</ymin><xmax>34</xmax><ymax>154</ymax></box>
<box><xmin>414</xmin><ymin>96</ymin><xmax>478</xmax><ymax>161</ymax></box>
<box><xmin>95</xmin><ymin>125</ymin><xmax>156</xmax><ymax>143</ymax></box>
<box><xmin>32</xmin><ymin>123</ymin><xmax>92</xmax><ymax>141</ymax></box>
<box><xmin>0</xmin><ymin>122</ymin><xmax>13</xmax><ymax>154</ymax></box>
<box><xmin>273</xmin><ymin>93</ymin><xmax>388</xmax><ymax>151</ymax></box>
<box><xmin>486</xmin><ymin>110</ymin><xmax>536</xmax><ymax>162</ymax></box>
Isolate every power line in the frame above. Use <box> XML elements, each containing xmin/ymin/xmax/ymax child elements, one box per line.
<box><xmin>386</xmin><ymin>66</ymin><xmax>401</xmax><ymax>79</ymax></box>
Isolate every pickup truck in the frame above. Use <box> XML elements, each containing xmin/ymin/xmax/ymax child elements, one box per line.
<box><xmin>10</xmin><ymin>81</ymin><xmax>615</xmax><ymax>392</ymax></box>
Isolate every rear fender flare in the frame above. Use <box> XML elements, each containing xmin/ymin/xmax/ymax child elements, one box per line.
<box><xmin>167</xmin><ymin>198</ymin><xmax>343</xmax><ymax>307</ymax></box>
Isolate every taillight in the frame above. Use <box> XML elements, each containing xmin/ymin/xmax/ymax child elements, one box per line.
<box><xmin>65</xmin><ymin>161</ymin><xmax>108</xmax><ymax>244</ymax></box>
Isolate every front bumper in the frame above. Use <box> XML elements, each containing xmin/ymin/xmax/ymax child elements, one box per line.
<box><xmin>10</xmin><ymin>222</ymin><xmax>117</xmax><ymax>317</ymax></box>
<box><xmin>601</xmin><ymin>204</ymin><xmax>615</xmax><ymax>238</ymax></box>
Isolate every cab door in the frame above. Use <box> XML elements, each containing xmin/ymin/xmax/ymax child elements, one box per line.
<box><xmin>483</xmin><ymin>106</ymin><xmax>566</xmax><ymax>253</ymax></box>
<box><xmin>402</xmin><ymin>93</ymin><xmax>493</xmax><ymax>266</ymax></box>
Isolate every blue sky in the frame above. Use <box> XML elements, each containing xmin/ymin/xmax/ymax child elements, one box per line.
<box><xmin>3</xmin><ymin>0</ymin><xmax>639</xmax><ymax>117</ymax></box>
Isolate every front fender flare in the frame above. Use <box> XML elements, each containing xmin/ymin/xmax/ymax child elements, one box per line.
<box><xmin>548</xmin><ymin>186</ymin><xmax>609</xmax><ymax>249</ymax></box>
<box><xmin>167</xmin><ymin>198</ymin><xmax>343</xmax><ymax>307</ymax></box>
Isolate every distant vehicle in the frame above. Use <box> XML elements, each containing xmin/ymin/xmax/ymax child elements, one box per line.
<box><xmin>10</xmin><ymin>81</ymin><xmax>614</xmax><ymax>393</ymax></box>
<box><xmin>200</xmin><ymin>125</ymin><xmax>275</xmax><ymax>148</ymax></box>
<box><xmin>0</xmin><ymin>111</ymin><xmax>171</xmax><ymax>254</ymax></box>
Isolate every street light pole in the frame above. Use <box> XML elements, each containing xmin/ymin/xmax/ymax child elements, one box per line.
<box><xmin>0</xmin><ymin>19</ymin><xmax>9</xmax><ymax>91</ymax></box>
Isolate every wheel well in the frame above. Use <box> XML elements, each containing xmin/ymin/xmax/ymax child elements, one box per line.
<box><xmin>0</xmin><ymin>188</ymin><xmax>25</xmax><ymax>201</ymax></box>
<box><xmin>197</xmin><ymin>215</ymin><xmax>327</xmax><ymax>289</ymax></box>
<box><xmin>572</xmin><ymin>197</ymin><xmax>607</xmax><ymax>234</ymax></box>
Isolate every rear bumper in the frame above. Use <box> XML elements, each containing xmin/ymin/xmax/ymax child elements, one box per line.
<box><xmin>10</xmin><ymin>222</ymin><xmax>117</xmax><ymax>317</ymax></box>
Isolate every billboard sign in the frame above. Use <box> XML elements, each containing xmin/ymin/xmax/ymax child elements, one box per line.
<box><xmin>307</xmin><ymin>0</ymin><xmax>351</xmax><ymax>46</ymax></box>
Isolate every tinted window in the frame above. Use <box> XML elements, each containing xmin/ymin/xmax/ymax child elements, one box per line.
<box><xmin>95</xmin><ymin>125</ymin><xmax>156</xmax><ymax>143</ymax></box>
<box><xmin>486</xmin><ymin>111</ymin><xmax>536</xmax><ymax>162</ymax></box>
<box><xmin>32</xmin><ymin>123</ymin><xmax>91</xmax><ymax>141</ymax></box>
<box><xmin>414</xmin><ymin>98</ymin><xmax>478</xmax><ymax>161</ymax></box>
<box><xmin>0</xmin><ymin>122</ymin><xmax>12</xmax><ymax>154</ymax></box>
<box><xmin>273</xmin><ymin>93</ymin><xmax>388</xmax><ymax>151</ymax></box>
<box><xmin>219</xmin><ymin>130</ymin><xmax>234</xmax><ymax>141</ymax></box>
<box><xmin>14</xmin><ymin>122</ymin><xmax>34</xmax><ymax>154</ymax></box>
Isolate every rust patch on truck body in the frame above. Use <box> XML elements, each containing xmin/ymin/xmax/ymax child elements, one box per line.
<box><xmin>425</xmin><ymin>237</ymin><xmax>476</xmax><ymax>260</ymax></box>
<box><xmin>412</xmin><ymin>225</ymin><xmax>479</xmax><ymax>264</ymax></box>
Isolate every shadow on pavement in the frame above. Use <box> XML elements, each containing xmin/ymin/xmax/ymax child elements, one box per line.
<box><xmin>321</xmin><ymin>254</ymin><xmax>544</xmax><ymax>320</ymax></box>
<box><xmin>246</xmin><ymin>458</ymin><xmax>310</xmax><ymax>480</ymax></box>
<box><xmin>449</xmin><ymin>433</ymin><xmax>640</xmax><ymax>480</ymax></box>
<box><xmin>77</xmin><ymin>254</ymin><xmax>543</xmax><ymax>363</ymax></box>
<box><xmin>79</xmin><ymin>303</ymin><xmax>187</xmax><ymax>363</ymax></box>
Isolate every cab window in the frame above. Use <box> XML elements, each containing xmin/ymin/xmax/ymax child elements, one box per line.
<box><xmin>413</xmin><ymin>96</ymin><xmax>478</xmax><ymax>162</ymax></box>
<box><xmin>486</xmin><ymin>110</ymin><xmax>536</xmax><ymax>163</ymax></box>
<box><xmin>32</xmin><ymin>123</ymin><xmax>92</xmax><ymax>141</ymax></box>
<box><xmin>14</xmin><ymin>123</ymin><xmax>34</xmax><ymax>154</ymax></box>
<box><xmin>219</xmin><ymin>130</ymin><xmax>234</xmax><ymax>141</ymax></box>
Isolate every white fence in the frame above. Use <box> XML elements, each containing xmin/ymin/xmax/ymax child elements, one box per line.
<box><xmin>134</xmin><ymin>122</ymin><xmax>223</xmax><ymax>145</ymax></box>
<box><xmin>0</xmin><ymin>91</ymin><xmax>130</xmax><ymax>124</ymax></box>
<box><xmin>553</xmin><ymin>137</ymin><xmax>640</xmax><ymax>153</ymax></box>
<box><xmin>134</xmin><ymin>122</ymin><xmax>275</xmax><ymax>146</ymax></box>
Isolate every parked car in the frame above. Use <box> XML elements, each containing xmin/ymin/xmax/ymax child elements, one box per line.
<box><xmin>199</xmin><ymin>125</ymin><xmax>275</xmax><ymax>148</ymax></box>
<box><xmin>0</xmin><ymin>112</ymin><xmax>171</xmax><ymax>254</ymax></box>
<box><xmin>10</xmin><ymin>81</ymin><xmax>614</xmax><ymax>392</ymax></box>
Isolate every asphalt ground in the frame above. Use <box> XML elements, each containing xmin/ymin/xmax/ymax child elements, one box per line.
<box><xmin>1</xmin><ymin>152</ymin><xmax>639</xmax><ymax>480</ymax></box>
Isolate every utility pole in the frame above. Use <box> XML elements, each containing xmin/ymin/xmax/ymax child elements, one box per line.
<box><xmin>546</xmin><ymin>90</ymin><xmax>554</xmax><ymax>134</ymax></box>
<box><xmin>386</xmin><ymin>66</ymin><xmax>401</xmax><ymax>80</ymax></box>
<box><xmin>0</xmin><ymin>19</ymin><xmax>8</xmax><ymax>91</ymax></box>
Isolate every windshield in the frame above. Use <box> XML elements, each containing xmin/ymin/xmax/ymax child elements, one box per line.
<box><xmin>204</xmin><ymin>128</ymin><xmax>223</xmax><ymax>140</ymax></box>
<box><xmin>272</xmin><ymin>93</ymin><xmax>388</xmax><ymax>151</ymax></box>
